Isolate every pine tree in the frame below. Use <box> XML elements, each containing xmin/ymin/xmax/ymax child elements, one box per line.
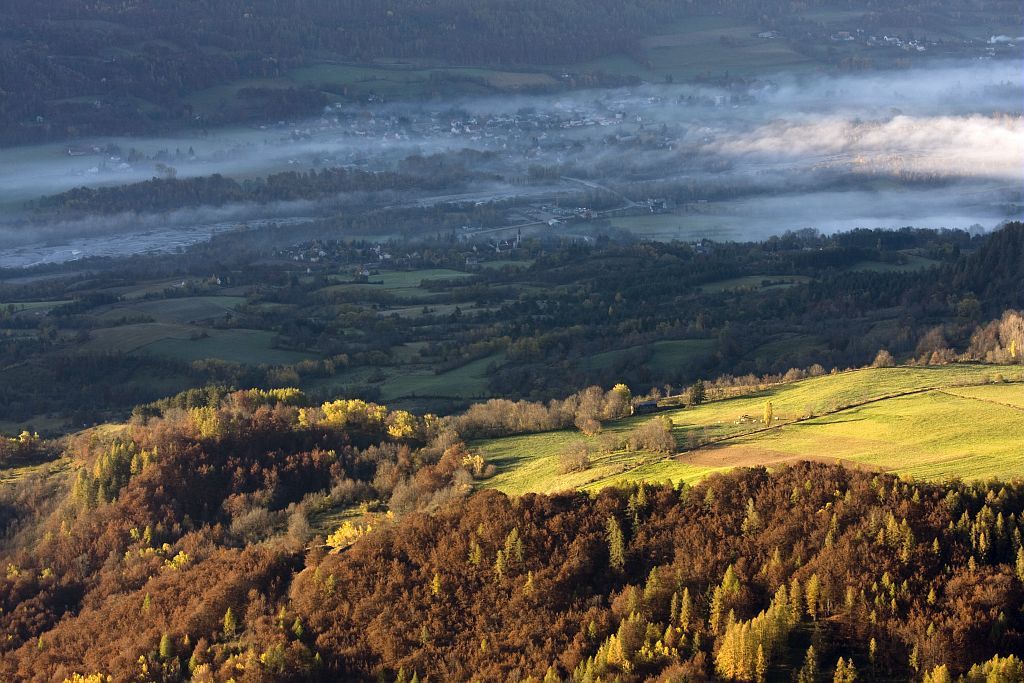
<box><xmin>923</xmin><ymin>664</ymin><xmax>953</xmax><ymax>683</ymax></box>
<box><xmin>797</xmin><ymin>646</ymin><xmax>819</xmax><ymax>683</ymax></box>
<box><xmin>159</xmin><ymin>633</ymin><xmax>174</xmax><ymax>661</ymax></box>
<box><xmin>834</xmin><ymin>657</ymin><xmax>857</xmax><ymax>683</ymax></box>
<box><xmin>504</xmin><ymin>527</ymin><xmax>524</xmax><ymax>566</ymax></box>
<box><xmin>223</xmin><ymin>607</ymin><xmax>237</xmax><ymax>639</ymax></box>
<box><xmin>679</xmin><ymin>587</ymin><xmax>692</xmax><ymax>628</ymax></box>
<box><xmin>689</xmin><ymin>379</ymin><xmax>706</xmax><ymax>406</ymax></box>
<box><xmin>606</xmin><ymin>516</ymin><xmax>626</xmax><ymax>571</ymax></box>
<box><xmin>755</xmin><ymin>644</ymin><xmax>767</xmax><ymax>683</ymax></box>
<box><xmin>431</xmin><ymin>572</ymin><xmax>442</xmax><ymax>595</ymax></box>
<box><xmin>711</xmin><ymin>565</ymin><xmax>741</xmax><ymax>633</ymax></box>
<box><xmin>789</xmin><ymin>577</ymin><xmax>803</xmax><ymax>624</ymax></box>
<box><xmin>494</xmin><ymin>549</ymin><xmax>506</xmax><ymax>580</ymax></box>
<box><xmin>292</xmin><ymin>617</ymin><xmax>304</xmax><ymax>639</ymax></box>
<box><xmin>806</xmin><ymin>573</ymin><xmax>821</xmax><ymax>620</ymax></box>
<box><xmin>742</xmin><ymin>498</ymin><xmax>762</xmax><ymax>535</ymax></box>
<box><xmin>524</xmin><ymin>570</ymin><xmax>535</xmax><ymax>595</ymax></box>
<box><xmin>710</xmin><ymin>585</ymin><xmax>726</xmax><ymax>634</ymax></box>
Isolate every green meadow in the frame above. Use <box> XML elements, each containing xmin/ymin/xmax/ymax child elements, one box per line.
<box><xmin>475</xmin><ymin>364</ymin><xmax>1024</xmax><ymax>495</ymax></box>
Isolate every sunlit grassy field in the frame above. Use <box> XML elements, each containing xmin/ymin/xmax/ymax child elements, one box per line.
<box><xmin>475</xmin><ymin>364</ymin><xmax>1024</xmax><ymax>495</ymax></box>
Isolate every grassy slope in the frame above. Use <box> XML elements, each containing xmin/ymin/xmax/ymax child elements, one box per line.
<box><xmin>475</xmin><ymin>364</ymin><xmax>1024</xmax><ymax>495</ymax></box>
<box><xmin>378</xmin><ymin>352</ymin><xmax>504</xmax><ymax>401</ymax></box>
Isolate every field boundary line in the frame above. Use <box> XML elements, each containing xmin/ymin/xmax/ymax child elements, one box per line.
<box><xmin>935</xmin><ymin>388</ymin><xmax>1024</xmax><ymax>413</ymax></box>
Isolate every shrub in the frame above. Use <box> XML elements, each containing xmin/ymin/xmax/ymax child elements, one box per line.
<box><xmin>627</xmin><ymin>417</ymin><xmax>676</xmax><ymax>454</ymax></box>
<box><xmin>871</xmin><ymin>349</ymin><xmax>895</xmax><ymax>368</ymax></box>
<box><xmin>558</xmin><ymin>442</ymin><xmax>591</xmax><ymax>474</ymax></box>
<box><xmin>575</xmin><ymin>416</ymin><xmax>602</xmax><ymax>436</ymax></box>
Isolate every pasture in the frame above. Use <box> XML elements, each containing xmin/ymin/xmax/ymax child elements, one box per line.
<box><xmin>0</xmin><ymin>300</ymin><xmax>72</xmax><ymax>313</ymax></box>
<box><xmin>378</xmin><ymin>352</ymin><xmax>504</xmax><ymax>402</ymax></box>
<box><xmin>568</xmin><ymin>15</ymin><xmax>820</xmax><ymax>82</ymax></box>
<box><xmin>97</xmin><ymin>296</ymin><xmax>245</xmax><ymax>324</ymax></box>
<box><xmin>78</xmin><ymin>319</ymin><xmax>313</xmax><ymax>365</ymax></box>
<box><xmin>698</xmin><ymin>275</ymin><xmax>811</xmax><ymax>294</ymax></box>
<box><xmin>319</xmin><ymin>268</ymin><xmax>476</xmax><ymax>302</ymax></box>
<box><xmin>141</xmin><ymin>328</ymin><xmax>315</xmax><ymax>365</ymax></box>
<box><xmin>475</xmin><ymin>364</ymin><xmax>1024</xmax><ymax>495</ymax></box>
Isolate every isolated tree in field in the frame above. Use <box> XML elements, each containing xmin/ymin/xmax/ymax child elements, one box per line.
<box><xmin>627</xmin><ymin>416</ymin><xmax>675</xmax><ymax>454</ymax></box>
<box><xmin>763</xmin><ymin>401</ymin><xmax>773</xmax><ymax>426</ymax></box>
<box><xmin>872</xmin><ymin>348</ymin><xmax>895</xmax><ymax>367</ymax></box>
<box><xmin>558</xmin><ymin>441</ymin><xmax>591</xmax><ymax>474</ymax></box>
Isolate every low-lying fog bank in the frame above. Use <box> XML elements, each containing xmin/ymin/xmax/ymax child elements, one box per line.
<box><xmin>0</xmin><ymin>58</ymin><xmax>1020</xmax><ymax>266</ymax></box>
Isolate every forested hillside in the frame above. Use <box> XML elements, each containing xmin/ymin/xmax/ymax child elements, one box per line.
<box><xmin>0</xmin><ymin>0</ymin><xmax>684</xmax><ymax>142</ymax></box>
<box><xmin>0</xmin><ymin>386</ymin><xmax>1023</xmax><ymax>680</ymax></box>
<box><xmin>2</xmin><ymin>0</ymin><xmax>1018</xmax><ymax>142</ymax></box>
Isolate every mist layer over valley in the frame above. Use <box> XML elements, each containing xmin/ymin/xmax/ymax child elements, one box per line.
<box><xmin>1</xmin><ymin>59</ymin><xmax>1021</xmax><ymax>267</ymax></box>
